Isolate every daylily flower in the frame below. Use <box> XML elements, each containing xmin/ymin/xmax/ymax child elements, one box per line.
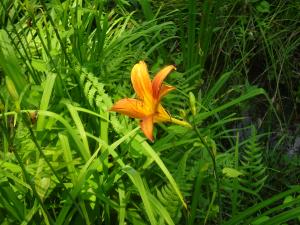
<box><xmin>110</xmin><ymin>61</ymin><xmax>191</xmax><ymax>141</ymax></box>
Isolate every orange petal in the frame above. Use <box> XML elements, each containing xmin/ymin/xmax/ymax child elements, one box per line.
<box><xmin>152</xmin><ymin>65</ymin><xmax>176</xmax><ymax>99</ymax></box>
<box><xmin>110</xmin><ymin>98</ymin><xmax>148</xmax><ymax>119</ymax></box>
<box><xmin>131</xmin><ymin>61</ymin><xmax>153</xmax><ymax>103</ymax></box>
<box><xmin>140</xmin><ymin>116</ymin><xmax>154</xmax><ymax>142</ymax></box>
<box><xmin>154</xmin><ymin>104</ymin><xmax>172</xmax><ymax>123</ymax></box>
<box><xmin>158</xmin><ymin>84</ymin><xmax>175</xmax><ymax>100</ymax></box>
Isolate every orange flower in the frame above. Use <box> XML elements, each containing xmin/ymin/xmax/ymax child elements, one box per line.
<box><xmin>110</xmin><ymin>61</ymin><xmax>191</xmax><ymax>141</ymax></box>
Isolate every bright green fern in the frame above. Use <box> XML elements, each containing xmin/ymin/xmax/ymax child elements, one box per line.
<box><xmin>239</xmin><ymin>126</ymin><xmax>268</xmax><ymax>198</ymax></box>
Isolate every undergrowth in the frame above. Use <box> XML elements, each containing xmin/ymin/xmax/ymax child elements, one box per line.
<box><xmin>1</xmin><ymin>0</ymin><xmax>300</xmax><ymax>224</ymax></box>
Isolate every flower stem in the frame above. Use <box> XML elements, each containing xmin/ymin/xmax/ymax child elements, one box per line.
<box><xmin>170</xmin><ymin>117</ymin><xmax>192</xmax><ymax>128</ymax></box>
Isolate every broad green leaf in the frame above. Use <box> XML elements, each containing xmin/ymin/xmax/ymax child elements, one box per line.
<box><xmin>222</xmin><ymin>167</ymin><xmax>243</xmax><ymax>178</ymax></box>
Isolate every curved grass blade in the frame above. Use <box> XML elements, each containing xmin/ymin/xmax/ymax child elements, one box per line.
<box><xmin>224</xmin><ymin>186</ymin><xmax>300</xmax><ymax>225</ymax></box>
<box><xmin>134</xmin><ymin>134</ymin><xmax>187</xmax><ymax>209</ymax></box>
<box><xmin>123</xmin><ymin>166</ymin><xmax>157</xmax><ymax>225</ymax></box>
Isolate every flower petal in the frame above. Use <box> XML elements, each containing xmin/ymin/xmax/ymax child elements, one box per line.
<box><xmin>158</xmin><ymin>84</ymin><xmax>175</xmax><ymax>100</ymax></box>
<box><xmin>140</xmin><ymin>116</ymin><xmax>154</xmax><ymax>142</ymax></box>
<box><xmin>110</xmin><ymin>98</ymin><xmax>148</xmax><ymax>119</ymax></box>
<box><xmin>154</xmin><ymin>104</ymin><xmax>172</xmax><ymax>123</ymax></box>
<box><xmin>131</xmin><ymin>61</ymin><xmax>153</xmax><ymax>103</ymax></box>
<box><xmin>152</xmin><ymin>65</ymin><xmax>176</xmax><ymax>99</ymax></box>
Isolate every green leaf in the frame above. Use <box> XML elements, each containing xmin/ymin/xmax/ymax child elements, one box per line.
<box><xmin>37</xmin><ymin>73</ymin><xmax>57</xmax><ymax>131</ymax></box>
<box><xmin>0</xmin><ymin>30</ymin><xmax>27</xmax><ymax>93</ymax></box>
<box><xmin>256</xmin><ymin>1</ymin><xmax>270</xmax><ymax>13</ymax></box>
<box><xmin>283</xmin><ymin>195</ymin><xmax>294</xmax><ymax>204</ymax></box>
<box><xmin>224</xmin><ymin>186</ymin><xmax>300</xmax><ymax>225</ymax></box>
<box><xmin>135</xmin><ymin>134</ymin><xmax>186</xmax><ymax>208</ymax></box>
<box><xmin>222</xmin><ymin>167</ymin><xmax>243</xmax><ymax>178</ymax></box>
<box><xmin>123</xmin><ymin>166</ymin><xmax>157</xmax><ymax>225</ymax></box>
<box><xmin>251</xmin><ymin>216</ymin><xmax>270</xmax><ymax>225</ymax></box>
<box><xmin>31</xmin><ymin>59</ymin><xmax>48</xmax><ymax>72</ymax></box>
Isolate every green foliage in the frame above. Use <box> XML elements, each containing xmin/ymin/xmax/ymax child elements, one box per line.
<box><xmin>0</xmin><ymin>0</ymin><xmax>300</xmax><ymax>224</ymax></box>
<box><xmin>224</xmin><ymin>186</ymin><xmax>300</xmax><ymax>225</ymax></box>
<box><xmin>79</xmin><ymin>67</ymin><xmax>112</xmax><ymax>109</ymax></box>
<box><xmin>156</xmin><ymin>183</ymin><xmax>181</xmax><ymax>223</ymax></box>
<box><xmin>239</xmin><ymin>127</ymin><xmax>268</xmax><ymax>196</ymax></box>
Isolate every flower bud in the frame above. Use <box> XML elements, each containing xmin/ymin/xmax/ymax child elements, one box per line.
<box><xmin>179</xmin><ymin>109</ymin><xmax>186</xmax><ymax>118</ymax></box>
<box><xmin>189</xmin><ymin>92</ymin><xmax>196</xmax><ymax>115</ymax></box>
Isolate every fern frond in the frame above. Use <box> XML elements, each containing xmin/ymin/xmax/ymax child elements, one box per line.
<box><xmin>239</xmin><ymin>126</ymin><xmax>267</xmax><ymax>195</ymax></box>
<box><xmin>78</xmin><ymin>67</ymin><xmax>112</xmax><ymax>110</ymax></box>
<box><xmin>87</xmin><ymin>87</ymin><xmax>97</xmax><ymax>106</ymax></box>
<box><xmin>77</xmin><ymin>67</ymin><xmax>135</xmax><ymax>139</ymax></box>
<box><xmin>156</xmin><ymin>183</ymin><xmax>182</xmax><ymax>223</ymax></box>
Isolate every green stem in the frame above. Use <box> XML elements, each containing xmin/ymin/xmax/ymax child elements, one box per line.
<box><xmin>192</xmin><ymin>121</ymin><xmax>223</xmax><ymax>224</ymax></box>
<box><xmin>170</xmin><ymin>117</ymin><xmax>192</xmax><ymax>128</ymax></box>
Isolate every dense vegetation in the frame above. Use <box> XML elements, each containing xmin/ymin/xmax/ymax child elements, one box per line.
<box><xmin>1</xmin><ymin>0</ymin><xmax>300</xmax><ymax>224</ymax></box>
